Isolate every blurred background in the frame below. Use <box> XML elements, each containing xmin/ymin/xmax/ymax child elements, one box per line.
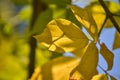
<box><xmin>0</xmin><ymin>0</ymin><xmax>74</xmax><ymax>79</ymax></box>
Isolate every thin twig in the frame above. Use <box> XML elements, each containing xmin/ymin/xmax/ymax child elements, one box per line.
<box><xmin>98</xmin><ymin>16</ymin><xmax>108</xmax><ymax>37</ymax></box>
<box><xmin>98</xmin><ymin>0</ymin><xmax>120</xmax><ymax>33</ymax></box>
<box><xmin>98</xmin><ymin>64</ymin><xmax>111</xmax><ymax>76</ymax></box>
<box><xmin>98</xmin><ymin>65</ymin><xmax>117</xmax><ymax>79</ymax></box>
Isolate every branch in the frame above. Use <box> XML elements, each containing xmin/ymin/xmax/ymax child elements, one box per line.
<box><xmin>28</xmin><ymin>0</ymin><xmax>47</xmax><ymax>79</ymax></box>
<box><xmin>99</xmin><ymin>0</ymin><xmax>120</xmax><ymax>33</ymax></box>
<box><xmin>112</xmin><ymin>13</ymin><xmax>120</xmax><ymax>17</ymax></box>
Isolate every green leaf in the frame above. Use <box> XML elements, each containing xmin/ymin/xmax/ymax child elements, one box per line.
<box><xmin>52</xmin><ymin>7</ymin><xmax>66</xmax><ymax>19</ymax></box>
<box><xmin>18</xmin><ymin>5</ymin><xmax>32</xmax><ymax>21</ymax></box>
<box><xmin>113</xmin><ymin>31</ymin><xmax>120</xmax><ymax>50</ymax></box>
<box><xmin>32</xmin><ymin>9</ymin><xmax>52</xmax><ymax>34</ymax></box>
<box><xmin>35</xmin><ymin>45</ymin><xmax>52</xmax><ymax>66</ymax></box>
<box><xmin>66</xmin><ymin>8</ymin><xmax>82</xmax><ymax>28</ymax></box>
<box><xmin>30</xmin><ymin>57</ymin><xmax>79</xmax><ymax>80</ymax></box>
<box><xmin>91</xmin><ymin>74</ymin><xmax>108</xmax><ymax>80</ymax></box>
<box><xmin>70</xmin><ymin>42</ymin><xmax>98</xmax><ymax>80</ymax></box>
<box><xmin>69</xmin><ymin>5</ymin><xmax>98</xmax><ymax>41</ymax></box>
<box><xmin>0</xmin><ymin>38</ymin><xmax>27</xmax><ymax>80</ymax></box>
<box><xmin>100</xmin><ymin>43</ymin><xmax>114</xmax><ymax>70</ymax></box>
<box><xmin>34</xmin><ymin>19</ymin><xmax>89</xmax><ymax>57</ymax></box>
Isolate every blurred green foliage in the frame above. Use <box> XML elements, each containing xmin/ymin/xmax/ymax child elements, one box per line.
<box><xmin>0</xmin><ymin>0</ymin><xmax>51</xmax><ymax>79</ymax></box>
<box><xmin>0</xmin><ymin>0</ymin><xmax>72</xmax><ymax>79</ymax></box>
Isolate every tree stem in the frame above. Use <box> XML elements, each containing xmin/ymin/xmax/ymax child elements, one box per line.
<box><xmin>28</xmin><ymin>0</ymin><xmax>47</xmax><ymax>79</ymax></box>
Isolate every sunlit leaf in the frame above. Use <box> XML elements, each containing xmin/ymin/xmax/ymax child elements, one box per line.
<box><xmin>85</xmin><ymin>1</ymin><xmax>120</xmax><ymax>30</ymax></box>
<box><xmin>34</xmin><ymin>19</ymin><xmax>89</xmax><ymax>57</ymax></box>
<box><xmin>70</xmin><ymin>42</ymin><xmax>98</xmax><ymax>80</ymax></box>
<box><xmin>107</xmin><ymin>1</ymin><xmax>120</xmax><ymax>13</ymax></box>
<box><xmin>91</xmin><ymin>74</ymin><xmax>108</xmax><ymax>80</ymax></box>
<box><xmin>98</xmin><ymin>1</ymin><xmax>120</xmax><ymax>19</ymax></box>
<box><xmin>85</xmin><ymin>2</ymin><xmax>105</xmax><ymax>31</ymax></box>
<box><xmin>29</xmin><ymin>67</ymin><xmax>42</xmax><ymax>80</ymax></box>
<box><xmin>69</xmin><ymin>5</ymin><xmax>98</xmax><ymax>41</ymax></box>
<box><xmin>30</xmin><ymin>57</ymin><xmax>79</xmax><ymax>80</ymax></box>
<box><xmin>113</xmin><ymin>31</ymin><xmax>120</xmax><ymax>50</ymax></box>
<box><xmin>100</xmin><ymin>43</ymin><xmax>114</xmax><ymax>70</ymax></box>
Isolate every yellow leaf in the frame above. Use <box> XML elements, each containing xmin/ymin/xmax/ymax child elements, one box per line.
<box><xmin>85</xmin><ymin>3</ymin><xmax>105</xmax><ymax>31</ymax></box>
<box><xmin>107</xmin><ymin>1</ymin><xmax>120</xmax><ymax>13</ymax></box>
<box><xmin>30</xmin><ymin>67</ymin><xmax>42</xmax><ymax>80</ymax></box>
<box><xmin>113</xmin><ymin>31</ymin><xmax>120</xmax><ymax>50</ymax></box>
<box><xmin>100</xmin><ymin>43</ymin><xmax>114</xmax><ymax>70</ymax></box>
<box><xmin>69</xmin><ymin>5</ymin><xmax>98</xmax><ymax>41</ymax></box>
<box><xmin>30</xmin><ymin>57</ymin><xmax>79</xmax><ymax>80</ymax></box>
<box><xmin>70</xmin><ymin>42</ymin><xmax>98</xmax><ymax>80</ymax></box>
<box><xmin>85</xmin><ymin>2</ymin><xmax>120</xmax><ymax>29</ymax></box>
<box><xmin>91</xmin><ymin>74</ymin><xmax>108</xmax><ymax>80</ymax></box>
<box><xmin>34</xmin><ymin>19</ymin><xmax>89</xmax><ymax>57</ymax></box>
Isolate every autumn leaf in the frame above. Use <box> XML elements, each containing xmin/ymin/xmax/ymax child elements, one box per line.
<box><xmin>69</xmin><ymin>5</ymin><xmax>98</xmax><ymax>41</ymax></box>
<box><xmin>30</xmin><ymin>57</ymin><xmax>79</xmax><ymax>80</ymax></box>
<box><xmin>85</xmin><ymin>2</ymin><xmax>105</xmax><ymax>31</ymax></box>
<box><xmin>70</xmin><ymin>42</ymin><xmax>98</xmax><ymax>80</ymax></box>
<box><xmin>34</xmin><ymin>19</ymin><xmax>89</xmax><ymax>57</ymax></box>
<box><xmin>91</xmin><ymin>74</ymin><xmax>108</xmax><ymax>80</ymax></box>
<box><xmin>85</xmin><ymin>2</ymin><xmax>120</xmax><ymax>30</ymax></box>
<box><xmin>113</xmin><ymin>31</ymin><xmax>120</xmax><ymax>50</ymax></box>
<box><xmin>100</xmin><ymin>43</ymin><xmax>114</xmax><ymax>70</ymax></box>
<box><xmin>29</xmin><ymin>67</ymin><xmax>42</xmax><ymax>80</ymax></box>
